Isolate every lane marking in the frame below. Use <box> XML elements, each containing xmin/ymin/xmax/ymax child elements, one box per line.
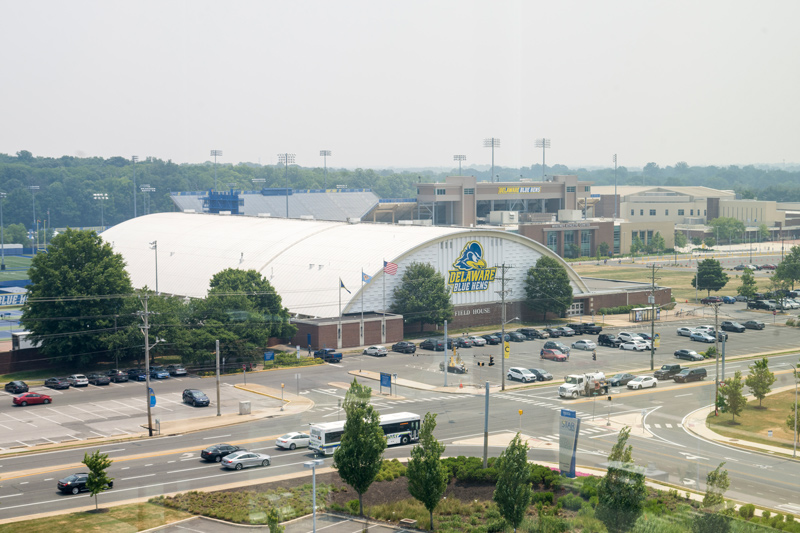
<box><xmin>121</xmin><ymin>473</ymin><xmax>156</xmax><ymax>480</ymax></box>
<box><xmin>70</xmin><ymin>404</ymin><xmax>107</xmax><ymax>420</ymax></box>
<box><xmin>45</xmin><ymin>407</ymin><xmax>83</xmax><ymax>422</ymax></box>
<box><xmin>202</xmin><ymin>435</ymin><xmax>232</xmax><ymax>440</ymax></box>
<box><xmin>166</xmin><ymin>465</ymin><xmax>216</xmax><ymax>474</ymax></box>
<box><xmin>675</xmin><ymin>394</ymin><xmax>692</xmax><ymax>397</ymax></box>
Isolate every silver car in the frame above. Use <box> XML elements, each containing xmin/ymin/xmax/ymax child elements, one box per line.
<box><xmin>275</xmin><ymin>432</ymin><xmax>310</xmax><ymax>450</ymax></box>
<box><xmin>221</xmin><ymin>450</ymin><xmax>272</xmax><ymax>470</ymax></box>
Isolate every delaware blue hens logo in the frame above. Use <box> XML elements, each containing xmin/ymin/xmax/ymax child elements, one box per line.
<box><xmin>447</xmin><ymin>241</ymin><xmax>497</xmax><ymax>293</ymax></box>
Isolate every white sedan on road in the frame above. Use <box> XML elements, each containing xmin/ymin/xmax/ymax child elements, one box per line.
<box><xmin>571</xmin><ymin>339</ymin><xmax>597</xmax><ymax>350</ymax></box>
<box><xmin>275</xmin><ymin>432</ymin><xmax>310</xmax><ymax>450</ymax></box>
<box><xmin>627</xmin><ymin>376</ymin><xmax>657</xmax><ymax>390</ymax></box>
<box><xmin>363</xmin><ymin>345</ymin><xmax>388</xmax><ymax>356</ymax></box>
<box><xmin>619</xmin><ymin>341</ymin><xmax>650</xmax><ymax>351</ymax></box>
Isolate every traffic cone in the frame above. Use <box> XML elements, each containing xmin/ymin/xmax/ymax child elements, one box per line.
<box><xmin>460</xmin><ymin>381</ymin><xmax>463</xmax><ymax>389</ymax></box>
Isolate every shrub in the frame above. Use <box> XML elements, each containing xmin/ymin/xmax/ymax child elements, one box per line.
<box><xmin>788</xmin><ymin>318</ymin><xmax>796</xmax><ymax>327</ymax></box>
<box><xmin>346</xmin><ymin>499</ymin><xmax>360</xmax><ymax>515</ymax></box>
<box><xmin>531</xmin><ymin>492</ymin><xmax>554</xmax><ymax>505</ymax></box>
<box><xmin>763</xmin><ymin>510</ymin><xmax>771</xmax><ymax>520</ymax></box>
<box><xmin>739</xmin><ymin>503</ymin><xmax>756</xmax><ymax>519</ymax></box>
<box><xmin>486</xmin><ymin>518</ymin><xmax>506</xmax><ymax>533</ymax></box>
<box><xmin>579</xmin><ymin>476</ymin><xmax>599</xmax><ymax>499</ymax></box>
<box><xmin>559</xmin><ymin>493</ymin><xmax>584</xmax><ymax>511</ymax></box>
<box><xmin>589</xmin><ymin>495</ymin><xmax>599</xmax><ymax>509</ymax></box>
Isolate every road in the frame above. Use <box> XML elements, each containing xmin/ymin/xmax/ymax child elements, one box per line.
<box><xmin>0</xmin><ymin>303</ymin><xmax>799</xmax><ymax>521</ymax></box>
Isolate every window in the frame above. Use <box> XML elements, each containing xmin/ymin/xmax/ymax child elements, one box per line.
<box><xmin>566</xmin><ymin>186</ymin><xmax>576</xmax><ymax>193</ymax></box>
<box><xmin>464</xmin><ymin>188</ymin><xmax>474</xmax><ymax>195</ymax></box>
<box><xmin>665</xmin><ymin>209</ymin><xmax>669</xmax><ymax>216</ymax></box>
<box><xmin>678</xmin><ymin>209</ymin><xmax>684</xmax><ymax>215</ymax></box>
<box><xmin>649</xmin><ymin>209</ymin><xmax>656</xmax><ymax>216</ymax></box>
<box><xmin>436</xmin><ymin>188</ymin><xmax>446</xmax><ymax>195</ymax></box>
<box><xmin>704</xmin><ymin>210</ymin><xmax>707</xmax><ymax>216</ymax></box>
<box><xmin>547</xmin><ymin>232</ymin><xmax>558</xmax><ymax>253</ymax></box>
<box><xmin>631</xmin><ymin>209</ymin><xmax>634</xmax><ymax>216</ymax></box>
<box><xmin>690</xmin><ymin>209</ymin><xmax>694</xmax><ymax>216</ymax></box>
<box><xmin>640</xmin><ymin>209</ymin><xmax>644</xmax><ymax>216</ymax></box>
<box><xmin>584</xmin><ymin>186</ymin><xmax>591</xmax><ymax>192</ymax></box>
<box><xmin>647</xmin><ymin>230</ymin><xmax>653</xmax><ymax>241</ymax></box>
<box><xmin>580</xmin><ymin>230</ymin><xmax>592</xmax><ymax>256</ymax></box>
<box><xmin>613</xmin><ymin>226</ymin><xmax>620</xmax><ymax>254</ymax></box>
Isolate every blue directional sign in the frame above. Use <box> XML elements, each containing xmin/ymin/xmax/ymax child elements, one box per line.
<box><xmin>149</xmin><ymin>387</ymin><xmax>156</xmax><ymax>408</ymax></box>
<box><xmin>264</xmin><ymin>351</ymin><xmax>275</xmax><ymax>362</ymax></box>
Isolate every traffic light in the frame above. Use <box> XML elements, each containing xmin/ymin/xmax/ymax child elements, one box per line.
<box><xmin>489</xmin><ymin>356</ymin><xmax>495</xmax><ymax>366</ymax></box>
<box><xmin>592</xmin><ymin>351</ymin><xmax>597</xmax><ymax>361</ymax></box>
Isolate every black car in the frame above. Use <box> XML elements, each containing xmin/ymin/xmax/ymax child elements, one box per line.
<box><xmin>508</xmin><ymin>332</ymin><xmax>526</xmax><ymax>342</ymax></box>
<box><xmin>126</xmin><ymin>368</ymin><xmax>147</xmax><ymax>381</ymax></box>
<box><xmin>543</xmin><ymin>340</ymin><xmax>570</xmax><ymax>354</ymax></box>
<box><xmin>419</xmin><ymin>339</ymin><xmax>440</xmax><ymax>351</ymax></box>
<box><xmin>543</xmin><ymin>328</ymin><xmax>562</xmax><ymax>338</ymax></box>
<box><xmin>44</xmin><ymin>377</ymin><xmax>71</xmax><ymax>390</ymax></box>
<box><xmin>183</xmin><ymin>389</ymin><xmax>210</xmax><ymax>407</ymax></box>
<box><xmin>87</xmin><ymin>373</ymin><xmax>111</xmax><ymax>386</ymax></box>
<box><xmin>527</xmin><ymin>368</ymin><xmax>553</xmax><ymax>381</ymax></box>
<box><xmin>674</xmin><ymin>349</ymin><xmax>704</xmax><ymax>361</ymax></box>
<box><xmin>743</xmin><ymin>320</ymin><xmax>765</xmax><ymax>330</ymax></box>
<box><xmin>493</xmin><ymin>332</ymin><xmax>511</xmax><ymax>342</ymax></box>
<box><xmin>517</xmin><ymin>328</ymin><xmax>549</xmax><ymax>339</ymax></box>
<box><xmin>598</xmin><ymin>334</ymin><xmax>622</xmax><ymax>347</ymax></box>
<box><xmin>201</xmin><ymin>443</ymin><xmax>242</xmax><ymax>462</ymax></box>
<box><xmin>4</xmin><ymin>381</ymin><xmax>28</xmax><ymax>394</ymax></box>
<box><xmin>106</xmin><ymin>369</ymin><xmax>129</xmax><ymax>383</ymax></box>
<box><xmin>608</xmin><ymin>373</ymin><xmax>634</xmax><ymax>387</ymax></box>
<box><xmin>57</xmin><ymin>473</ymin><xmax>113</xmax><ymax>495</ymax></box>
<box><xmin>720</xmin><ymin>321</ymin><xmax>745</xmax><ymax>333</ymax></box>
<box><xmin>482</xmin><ymin>334</ymin><xmax>501</xmax><ymax>345</ymax></box>
<box><xmin>391</xmin><ymin>341</ymin><xmax>416</xmax><ymax>354</ymax></box>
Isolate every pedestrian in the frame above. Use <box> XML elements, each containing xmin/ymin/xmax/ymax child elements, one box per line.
<box><xmin>592</xmin><ymin>349</ymin><xmax>597</xmax><ymax>361</ymax></box>
<box><xmin>308</xmin><ymin>344</ymin><xmax>312</xmax><ymax>356</ymax></box>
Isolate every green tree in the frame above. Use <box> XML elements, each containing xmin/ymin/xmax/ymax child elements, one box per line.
<box><xmin>524</xmin><ymin>256</ymin><xmax>573</xmax><ymax>321</ymax></box>
<box><xmin>390</xmin><ymin>262</ymin><xmax>454</xmax><ymax>333</ymax></box>
<box><xmin>758</xmin><ymin>223</ymin><xmax>771</xmax><ymax>241</ymax></box>
<box><xmin>709</xmin><ymin>217</ymin><xmax>746</xmax><ymax>244</ymax></box>
<box><xmin>691</xmin><ymin>259</ymin><xmax>729</xmax><ymax>297</ymax></box>
<box><xmin>703</xmin><ymin>236</ymin><xmax>716</xmax><ymax>248</ymax></box>
<box><xmin>737</xmin><ymin>268</ymin><xmax>758</xmax><ymax>300</ymax></box>
<box><xmin>647</xmin><ymin>232</ymin><xmax>666</xmax><ymax>254</ymax></box>
<box><xmin>692</xmin><ymin>237</ymin><xmax>703</xmax><ymax>246</ymax></box>
<box><xmin>775</xmin><ymin>245</ymin><xmax>800</xmax><ymax>289</ymax></box>
<box><xmin>719</xmin><ymin>370</ymin><xmax>746</xmax><ymax>422</ymax></box>
<box><xmin>597</xmin><ymin>241</ymin><xmax>610</xmax><ymax>257</ymax></box>
<box><xmin>702</xmin><ymin>462</ymin><xmax>730</xmax><ymax>510</ymax></box>
<box><xmin>492</xmin><ymin>433</ymin><xmax>532</xmax><ymax>532</ymax></box>
<box><xmin>674</xmin><ymin>231</ymin><xmax>688</xmax><ymax>248</ymax></box>
<box><xmin>630</xmin><ymin>235</ymin><xmax>644</xmax><ymax>256</ymax></box>
<box><xmin>4</xmin><ymin>223</ymin><xmax>30</xmax><ymax>245</ymax></box>
<box><xmin>407</xmin><ymin>413</ymin><xmax>448</xmax><ymax>530</ymax></box>
<box><xmin>566</xmin><ymin>243</ymin><xmax>580</xmax><ymax>259</ymax></box>
<box><xmin>333</xmin><ymin>379</ymin><xmax>386</xmax><ymax>516</ymax></box>
<box><xmin>21</xmin><ymin>229</ymin><xmax>135</xmax><ymax>366</ymax></box>
<box><xmin>745</xmin><ymin>357</ymin><xmax>776</xmax><ymax>407</ymax></box>
<box><xmin>83</xmin><ymin>449</ymin><xmax>114</xmax><ymax>510</ymax></box>
<box><xmin>596</xmin><ymin>427</ymin><xmax>647</xmax><ymax>532</ymax></box>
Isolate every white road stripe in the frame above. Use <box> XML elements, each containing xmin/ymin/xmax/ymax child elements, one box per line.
<box><xmin>46</xmin><ymin>407</ymin><xmax>83</xmax><ymax>422</ymax></box>
<box><xmin>121</xmin><ymin>474</ymin><xmax>156</xmax><ymax>480</ymax></box>
<box><xmin>70</xmin><ymin>404</ymin><xmax>107</xmax><ymax>420</ymax></box>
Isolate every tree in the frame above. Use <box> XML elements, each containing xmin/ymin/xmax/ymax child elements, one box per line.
<box><xmin>390</xmin><ymin>262</ymin><xmax>454</xmax><ymax>333</ymax></box>
<box><xmin>407</xmin><ymin>412</ymin><xmax>448</xmax><ymax>530</ymax></box>
<box><xmin>596</xmin><ymin>427</ymin><xmax>647</xmax><ymax>532</ymax></box>
<box><xmin>630</xmin><ymin>235</ymin><xmax>644</xmax><ymax>256</ymax></box>
<box><xmin>524</xmin><ymin>256</ymin><xmax>573</xmax><ymax>321</ymax></box>
<box><xmin>20</xmin><ymin>229</ymin><xmax>135</xmax><ymax>366</ymax></box>
<box><xmin>647</xmin><ymin>232</ymin><xmax>666</xmax><ymax>254</ymax></box>
<box><xmin>745</xmin><ymin>358</ymin><xmax>776</xmax><ymax>407</ymax></box>
<box><xmin>83</xmin><ymin>449</ymin><xmax>113</xmax><ymax>510</ymax></box>
<box><xmin>597</xmin><ymin>241</ymin><xmax>610</xmax><ymax>257</ymax></box>
<box><xmin>674</xmin><ymin>231</ymin><xmax>688</xmax><ymax>248</ymax></box>
<box><xmin>708</xmin><ymin>217</ymin><xmax>746</xmax><ymax>244</ymax></box>
<box><xmin>4</xmin><ymin>223</ymin><xmax>30</xmax><ymax>245</ymax></box>
<box><xmin>758</xmin><ymin>223</ymin><xmax>771</xmax><ymax>241</ymax></box>
<box><xmin>737</xmin><ymin>268</ymin><xmax>758</xmax><ymax>300</ymax></box>
<box><xmin>703</xmin><ymin>237</ymin><xmax>716</xmax><ymax>248</ymax></box>
<box><xmin>719</xmin><ymin>371</ymin><xmax>746</xmax><ymax>422</ymax></box>
<box><xmin>702</xmin><ymin>462</ymin><xmax>730</xmax><ymax>510</ymax></box>
<box><xmin>691</xmin><ymin>259</ymin><xmax>729</xmax><ymax>296</ymax></box>
<box><xmin>332</xmin><ymin>379</ymin><xmax>386</xmax><ymax>516</ymax></box>
<box><xmin>492</xmin><ymin>433</ymin><xmax>532</xmax><ymax>532</ymax></box>
<box><xmin>566</xmin><ymin>243</ymin><xmax>580</xmax><ymax>259</ymax></box>
<box><xmin>775</xmin><ymin>245</ymin><xmax>800</xmax><ymax>289</ymax></box>
<box><xmin>692</xmin><ymin>237</ymin><xmax>703</xmax><ymax>246</ymax></box>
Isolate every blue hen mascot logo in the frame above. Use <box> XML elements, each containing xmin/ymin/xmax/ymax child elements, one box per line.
<box><xmin>448</xmin><ymin>241</ymin><xmax>497</xmax><ymax>293</ymax></box>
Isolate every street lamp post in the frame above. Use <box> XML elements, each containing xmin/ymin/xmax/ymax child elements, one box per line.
<box><xmin>150</xmin><ymin>241</ymin><xmax>158</xmax><ymax>295</ymax></box>
<box><xmin>27</xmin><ymin>186</ymin><xmax>39</xmax><ymax>248</ymax></box>
<box><xmin>278</xmin><ymin>153</ymin><xmax>295</xmax><ymax>218</ymax></box>
<box><xmin>0</xmin><ymin>192</ymin><xmax>6</xmax><ymax>271</ymax></box>
<box><xmin>304</xmin><ymin>459</ymin><xmax>324</xmax><ymax>533</ymax></box>
<box><xmin>535</xmin><ymin>138</ymin><xmax>551</xmax><ymax>180</ymax></box>
<box><xmin>320</xmin><ymin>150</ymin><xmax>331</xmax><ymax>190</ymax></box>
<box><xmin>132</xmin><ymin>156</ymin><xmax>139</xmax><ymax>218</ymax></box>
<box><xmin>140</xmin><ymin>185</ymin><xmax>155</xmax><ymax>215</ymax></box>
<box><xmin>613</xmin><ymin>154</ymin><xmax>618</xmax><ymax>219</ymax></box>
<box><xmin>483</xmin><ymin>138</ymin><xmax>500</xmax><ymax>182</ymax></box>
<box><xmin>93</xmin><ymin>193</ymin><xmax>108</xmax><ymax>228</ymax></box>
<box><xmin>453</xmin><ymin>155</ymin><xmax>466</xmax><ymax>175</ymax></box>
<box><xmin>210</xmin><ymin>150</ymin><xmax>223</xmax><ymax>191</ymax></box>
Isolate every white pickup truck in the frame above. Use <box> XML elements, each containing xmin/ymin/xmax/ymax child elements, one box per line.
<box><xmin>558</xmin><ymin>371</ymin><xmax>609</xmax><ymax>399</ymax></box>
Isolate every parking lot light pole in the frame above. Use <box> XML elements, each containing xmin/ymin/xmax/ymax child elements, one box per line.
<box><xmin>304</xmin><ymin>459</ymin><xmax>324</xmax><ymax>533</ymax></box>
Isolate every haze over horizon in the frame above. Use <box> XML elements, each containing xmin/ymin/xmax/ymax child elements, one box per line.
<box><xmin>2</xmin><ymin>1</ymin><xmax>798</xmax><ymax>171</ymax></box>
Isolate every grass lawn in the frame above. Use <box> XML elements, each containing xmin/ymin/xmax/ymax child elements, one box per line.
<box><xmin>0</xmin><ymin>502</ymin><xmax>192</xmax><ymax>533</ymax></box>
<box><xmin>0</xmin><ymin>256</ymin><xmax>32</xmax><ymax>282</ymax></box>
<box><xmin>572</xmin><ymin>264</ymin><xmax>775</xmax><ymax>303</ymax></box>
<box><xmin>706</xmin><ymin>389</ymin><xmax>798</xmax><ymax>450</ymax></box>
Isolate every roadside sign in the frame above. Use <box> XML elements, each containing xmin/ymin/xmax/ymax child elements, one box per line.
<box><xmin>149</xmin><ymin>387</ymin><xmax>156</xmax><ymax>408</ymax></box>
<box><xmin>264</xmin><ymin>351</ymin><xmax>275</xmax><ymax>362</ymax></box>
<box><xmin>503</xmin><ymin>342</ymin><xmax>510</xmax><ymax>358</ymax></box>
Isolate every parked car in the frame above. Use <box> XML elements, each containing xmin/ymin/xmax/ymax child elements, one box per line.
<box><xmin>720</xmin><ymin>321</ymin><xmax>745</xmax><ymax>333</ymax></box>
<box><xmin>391</xmin><ymin>341</ymin><xmax>417</xmax><ymax>353</ymax></box>
<box><xmin>733</xmin><ymin>264</ymin><xmax>752</xmax><ymax>271</ymax></box>
<box><xmin>455</xmin><ymin>337</ymin><xmax>473</xmax><ymax>348</ymax></box>
<box><xmin>527</xmin><ymin>368</ymin><xmax>553</xmax><ymax>381</ymax></box>
<box><xmin>747</xmin><ymin>264</ymin><xmax>761</xmax><ymax>271</ymax></box>
<box><xmin>555</xmin><ymin>327</ymin><xmax>575</xmax><ymax>337</ymax></box>
<box><xmin>543</xmin><ymin>340</ymin><xmax>570</xmax><ymax>354</ymax></box>
<box><xmin>620</xmin><ymin>341</ymin><xmax>649</xmax><ymax>351</ymax></box>
<box><xmin>363</xmin><ymin>345</ymin><xmax>388</xmax><ymax>356</ymax></box>
<box><xmin>517</xmin><ymin>328</ymin><xmax>548</xmax><ymax>339</ymax></box>
<box><xmin>747</xmin><ymin>300</ymin><xmax>776</xmax><ymax>310</ymax></box>
<box><xmin>617</xmin><ymin>331</ymin><xmax>643</xmax><ymax>343</ymax></box>
<box><xmin>420</xmin><ymin>338</ymin><xmax>452</xmax><ymax>350</ymax></box>
<box><xmin>677</xmin><ymin>327</ymin><xmax>696</xmax><ymax>337</ymax></box>
<box><xmin>481</xmin><ymin>334</ymin><xmax>501</xmax><ymax>345</ymax></box>
<box><xmin>468</xmin><ymin>336</ymin><xmax>487</xmax><ymax>346</ymax></box>
<box><xmin>13</xmin><ymin>392</ymin><xmax>52</xmax><ymax>406</ymax></box>
<box><xmin>167</xmin><ymin>365</ymin><xmax>188</xmax><ymax>376</ymax></box>
<box><xmin>508</xmin><ymin>332</ymin><xmax>526</xmax><ymax>342</ymax></box>
<box><xmin>44</xmin><ymin>377</ymin><xmax>71</xmax><ymax>389</ymax></box>
<box><xmin>150</xmin><ymin>367</ymin><xmax>170</xmax><ymax>379</ymax></box>
<box><xmin>571</xmin><ymin>339</ymin><xmax>597</xmax><ymax>350</ymax></box>
<box><xmin>674</xmin><ymin>349</ymin><xmax>704</xmax><ymax>361</ymax></box>
<box><xmin>543</xmin><ymin>328</ymin><xmax>562</xmax><ymax>338</ymax></box>
<box><xmin>4</xmin><ymin>381</ymin><xmax>28</xmax><ymax>394</ymax></box>
<box><xmin>734</xmin><ymin>295</ymin><xmax>748</xmax><ymax>302</ymax></box>
<box><xmin>654</xmin><ymin>364</ymin><xmax>682</xmax><ymax>380</ymax></box>
<box><xmin>627</xmin><ymin>376</ymin><xmax>657</xmax><ymax>390</ymax></box>
<box><xmin>493</xmin><ymin>332</ymin><xmax>511</xmax><ymax>342</ymax></box>
<box><xmin>690</xmin><ymin>331</ymin><xmax>716</xmax><ymax>343</ymax></box>
<box><xmin>700</xmin><ymin>296</ymin><xmax>723</xmax><ymax>304</ymax></box>
<box><xmin>275</xmin><ymin>432</ymin><xmax>310</xmax><ymax>450</ymax></box>
<box><xmin>127</xmin><ymin>368</ymin><xmax>147</xmax><ymax>381</ymax></box>
<box><xmin>708</xmin><ymin>330</ymin><xmax>728</xmax><ymax>341</ymax></box>
<box><xmin>608</xmin><ymin>373</ymin><xmax>634</xmax><ymax>387</ymax></box>
<box><xmin>106</xmin><ymin>369</ymin><xmax>129</xmax><ymax>383</ymax></box>
<box><xmin>221</xmin><ymin>450</ymin><xmax>272</xmax><ymax>470</ymax></box>
<box><xmin>67</xmin><ymin>374</ymin><xmax>89</xmax><ymax>387</ymax></box>
<box><xmin>761</xmin><ymin>263</ymin><xmax>777</xmax><ymax>270</ymax></box>
<box><xmin>507</xmin><ymin>367</ymin><xmax>536</xmax><ymax>382</ymax></box>
<box><xmin>58</xmin><ymin>473</ymin><xmax>112</xmax><ymax>495</ymax></box>
<box><xmin>695</xmin><ymin>325</ymin><xmax>715</xmax><ymax>332</ymax></box>
<box><xmin>87</xmin><ymin>373</ymin><xmax>111</xmax><ymax>386</ymax></box>
<box><xmin>201</xmin><ymin>443</ymin><xmax>243</xmax><ymax>462</ymax></box>
<box><xmin>313</xmin><ymin>348</ymin><xmax>342</xmax><ymax>363</ymax></box>
<box><xmin>637</xmin><ymin>332</ymin><xmax>653</xmax><ymax>341</ymax></box>
<box><xmin>570</xmin><ymin>323</ymin><xmax>603</xmax><ymax>335</ymax></box>
<box><xmin>722</xmin><ymin>296</ymin><xmax>736</xmax><ymax>304</ymax></box>
<box><xmin>183</xmin><ymin>389</ymin><xmax>210</xmax><ymax>407</ymax></box>
<box><xmin>674</xmin><ymin>368</ymin><xmax>708</xmax><ymax>383</ymax></box>
<box><xmin>598</xmin><ymin>333</ymin><xmax>622</xmax><ymax>347</ymax></box>
<box><xmin>540</xmin><ymin>349</ymin><xmax>567</xmax><ymax>362</ymax></box>
<box><xmin>743</xmin><ymin>320</ymin><xmax>765</xmax><ymax>330</ymax></box>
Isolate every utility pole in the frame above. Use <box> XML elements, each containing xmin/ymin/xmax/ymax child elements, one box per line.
<box><xmin>483</xmin><ymin>380</ymin><xmax>489</xmax><ymax>468</ymax></box>
<box><xmin>494</xmin><ymin>263</ymin><xmax>513</xmax><ymax>391</ymax></box>
<box><xmin>138</xmin><ymin>296</ymin><xmax>154</xmax><ymax>436</ymax></box>
<box><xmin>713</xmin><ymin>302</ymin><xmax>721</xmax><ymax>415</ymax></box>
<box><xmin>649</xmin><ymin>264</ymin><xmax>660</xmax><ymax>371</ymax></box>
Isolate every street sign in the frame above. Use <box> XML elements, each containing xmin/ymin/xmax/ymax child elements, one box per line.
<box><xmin>503</xmin><ymin>341</ymin><xmax>510</xmax><ymax>358</ymax></box>
<box><xmin>380</xmin><ymin>372</ymin><xmax>391</xmax><ymax>388</ymax></box>
<box><xmin>264</xmin><ymin>351</ymin><xmax>275</xmax><ymax>362</ymax></box>
<box><xmin>149</xmin><ymin>387</ymin><xmax>156</xmax><ymax>408</ymax></box>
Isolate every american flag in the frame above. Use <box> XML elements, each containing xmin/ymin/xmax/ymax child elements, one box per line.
<box><xmin>384</xmin><ymin>261</ymin><xmax>398</xmax><ymax>275</ymax></box>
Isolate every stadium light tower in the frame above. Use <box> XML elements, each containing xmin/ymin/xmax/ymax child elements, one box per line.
<box><xmin>454</xmin><ymin>155</ymin><xmax>466</xmax><ymax>175</ymax></box>
<box><xmin>93</xmin><ymin>193</ymin><xmax>109</xmax><ymax>228</ymax></box>
<box><xmin>132</xmin><ymin>156</ymin><xmax>139</xmax><ymax>218</ymax></box>
<box><xmin>140</xmin><ymin>185</ymin><xmax>155</xmax><ymax>215</ymax></box>
<box><xmin>613</xmin><ymin>154</ymin><xmax>618</xmax><ymax>219</ymax></box>
<box><xmin>278</xmin><ymin>153</ymin><xmax>296</xmax><ymax>218</ymax></box>
<box><xmin>483</xmin><ymin>138</ymin><xmax>500</xmax><ymax>182</ymax></box>
<box><xmin>27</xmin><ymin>185</ymin><xmax>39</xmax><ymax>234</ymax></box>
<box><xmin>535</xmin><ymin>138</ymin><xmax>551</xmax><ymax>180</ymax></box>
<box><xmin>210</xmin><ymin>150</ymin><xmax>223</xmax><ymax>191</ymax></box>
<box><xmin>320</xmin><ymin>150</ymin><xmax>332</xmax><ymax>190</ymax></box>
<box><xmin>0</xmin><ymin>192</ymin><xmax>6</xmax><ymax>271</ymax></box>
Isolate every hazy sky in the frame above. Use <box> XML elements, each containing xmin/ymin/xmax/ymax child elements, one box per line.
<box><xmin>2</xmin><ymin>1</ymin><xmax>798</xmax><ymax>170</ymax></box>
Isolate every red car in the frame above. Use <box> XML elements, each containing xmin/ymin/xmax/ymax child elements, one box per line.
<box><xmin>540</xmin><ymin>349</ymin><xmax>567</xmax><ymax>362</ymax></box>
<box><xmin>13</xmin><ymin>392</ymin><xmax>52</xmax><ymax>406</ymax></box>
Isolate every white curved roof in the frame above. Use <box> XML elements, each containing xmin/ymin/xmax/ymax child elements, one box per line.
<box><xmin>101</xmin><ymin>212</ymin><xmax>588</xmax><ymax>318</ymax></box>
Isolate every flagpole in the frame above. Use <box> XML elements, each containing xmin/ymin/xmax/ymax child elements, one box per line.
<box><xmin>382</xmin><ymin>260</ymin><xmax>386</xmax><ymax>343</ymax></box>
<box><xmin>338</xmin><ymin>279</ymin><xmax>342</xmax><ymax>349</ymax></box>
<box><xmin>361</xmin><ymin>269</ymin><xmax>365</xmax><ymax>345</ymax></box>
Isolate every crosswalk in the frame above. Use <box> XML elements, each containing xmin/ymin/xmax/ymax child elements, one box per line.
<box><xmin>646</xmin><ymin>423</ymin><xmax>683</xmax><ymax>429</ymax></box>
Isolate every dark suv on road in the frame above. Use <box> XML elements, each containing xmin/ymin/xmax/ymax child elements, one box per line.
<box><xmin>598</xmin><ymin>334</ymin><xmax>622</xmax><ymax>347</ymax></box>
<box><xmin>720</xmin><ymin>321</ymin><xmax>745</xmax><ymax>333</ymax></box>
<box><xmin>543</xmin><ymin>340</ymin><xmax>570</xmax><ymax>354</ymax></box>
<box><xmin>654</xmin><ymin>364</ymin><xmax>682</xmax><ymax>380</ymax></box>
<box><xmin>674</xmin><ymin>368</ymin><xmax>707</xmax><ymax>383</ymax></box>
<box><xmin>391</xmin><ymin>341</ymin><xmax>416</xmax><ymax>354</ymax></box>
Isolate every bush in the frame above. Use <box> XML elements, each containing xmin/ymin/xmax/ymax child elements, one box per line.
<box><xmin>559</xmin><ymin>493</ymin><xmax>584</xmax><ymax>511</ymax></box>
<box><xmin>486</xmin><ymin>518</ymin><xmax>506</xmax><ymax>533</ymax></box>
<box><xmin>532</xmin><ymin>492</ymin><xmax>554</xmax><ymax>505</ymax></box>
<box><xmin>579</xmin><ymin>476</ymin><xmax>599</xmax><ymax>499</ymax></box>
<box><xmin>788</xmin><ymin>318</ymin><xmax>796</xmax><ymax>327</ymax></box>
<box><xmin>598</xmin><ymin>305</ymin><xmax>647</xmax><ymax>315</ymax></box>
<box><xmin>346</xmin><ymin>499</ymin><xmax>360</xmax><ymax>515</ymax></box>
<box><xmin>739</xmin><ymin>503</ymin><xmax>755</xmax><ymax>519</ymax></box>
<box><xmin>375</xmin><ymin>458</ymin><xmax>406</xmax><ymax>481</ymax></box>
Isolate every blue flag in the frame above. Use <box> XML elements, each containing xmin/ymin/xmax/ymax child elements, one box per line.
<box><xmin>362</xmin><ymin>271</ymin><xmax>372</xmax><ymax>283</ymax></box>
<box><xmin>340</xmin><ymin>278</ymin><xmax>351</xmax><ymax>294</ymax></box>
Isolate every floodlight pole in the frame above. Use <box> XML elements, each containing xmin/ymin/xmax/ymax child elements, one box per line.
<box><xmin>211</xmin><ymin>150</ymin><xmax>223</xmax><ymax>191</ymax></box>
<box><xmin>278</xmin><ymin>153</ymin><xmax>296</xmax><ymax>218</ymax></box>
<box><xmin>93</xmin><ymin>193</ymin><xmax>108</xmax><ymax>228</ymax></box>
<box><xmin>535</xmin><ymin>138</ymin><xmax>551</xmax><ymax>180</ymax></box>
<box><xmin>0</xmin><ymin>192</ymin><xmax>6</xmax><ymax>271</ymax></box>
<box><xmin>454</xmin><ymin>155</ymin><xmax>466</xmax><ymax>175</ymax></box>
<box><xmin>613</xmin><ymin>154</ymin><xmax>618</xmax><ymax>219</ymax></box>
<box><xmin>27</xmin><ymin>185</ymin><xmax>39</xmax><ymax>240</ymax></box>
<box><xmin>150</xmin><ymin>240</ymin><xmax>158</xmax><ymax>294</ymax></box>
<box><xmin>132</xmin><ymin>155</ymin><xmax>139</xmax><ymax>218</ymax></box>
<box><xmin>483</xmin><ymin>138</ymin><xmax>500</xmax><ymax>182</ymax></box>
<box><xmin>320</xmin><ymin>150</ymin><xmax>331</xmax><ymax>190</ymax></box>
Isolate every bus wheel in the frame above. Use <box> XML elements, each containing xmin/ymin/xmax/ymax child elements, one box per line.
<box><xmin>401</xmin><ymin>435</ymin><xmax>410</xmax><ymax>445</ymax></box>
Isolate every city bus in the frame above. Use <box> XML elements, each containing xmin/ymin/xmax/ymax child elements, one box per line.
<box><xmin>309</xmin><ymin>411</ymin><xmax>421</xmax><ymax>456</ymax></box>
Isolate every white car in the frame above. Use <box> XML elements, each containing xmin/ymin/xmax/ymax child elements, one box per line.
<box><xmin>275</xmin><ymin>432</ymin><xmax>310</xmax><ymax>450</ymax></box>
<box><xmin>627</xmin><ymin>376</ymin><xmax>657</xmax><ymax>390</ymax></box>
<box><xmin>468</xmin><ymin>335</ymin><xmax>487</xmax><ymax>346</ymax></box>
<box><xmin>617</xmin><ymin>332</ymin><xmax>643</xmax><ymax>343</ymax></box>
<box><xmin>695</xmin><ymin>325</ymin><xmax>715</xmax><ymax>333</ymax></box>
<box><xmin>571</xmin><ymin>339</ymin><xmax>597</xmax><ymax>350</ymax></box>
<box><xmin>67</xmin><ymin>374</ymin><xmax>89</xmax><ymax>387</ymax></box>
<box><xmin>507</xmin><ymin>367</ymin><xmax>536</xmax><ymax>383</ymax></box>
<box><xmin>619</xmin><ymin>341</ymin><xmax>649</xmax><ymax>351</ymax></box>
<box><xmin>676</xmin><ymin>327</ymin><xmax>696</xmax><ymax>337</ymax></box>
<box><xmin>221</xmin><ymin>450</ymin><xmax>272</xmax><ymax>470</ymax></box>
<box><xmin>363</xmin><ymin>345</ymin><xmax>388</xmax><ymax>356</ymax></box>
